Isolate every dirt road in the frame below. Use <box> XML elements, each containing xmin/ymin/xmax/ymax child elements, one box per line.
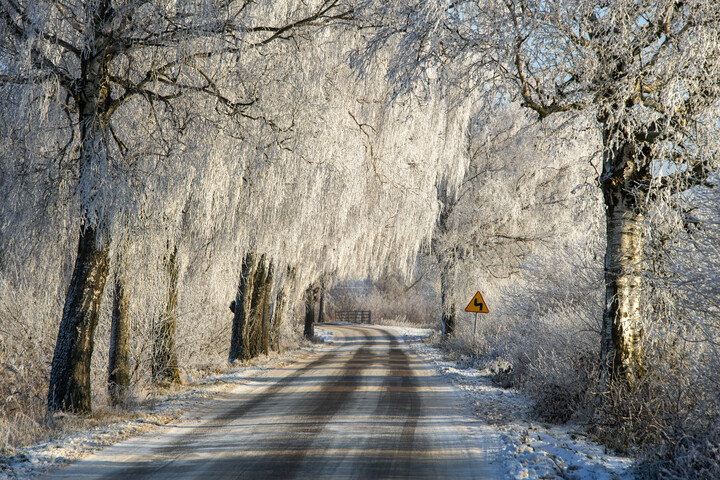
<box><xmin>44</xmin><ymin>324</ymin><xmax>502</xmax><ymax>479</ymax></box>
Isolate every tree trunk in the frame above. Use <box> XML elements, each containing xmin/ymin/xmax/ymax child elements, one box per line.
<box><xmin>304</xmin><ymin>284</ymin><xmax>317</xmax><ymax>339</ymax></box>
<box><xmin>270</xmin><ymin>266</ymin><xmax>295</xmax><ymax>353</ymax></box>
<box><xmin>152</xmin><ymin>245</ymin><xmax>181</xmax><ymax>384</ymax></box>
<box><xmin>440</xmin><ymin>268</ymin><xmax>456</xmax><ymax>337</ymax></box>
<box><xmin>434</xmin><ymin>198</ymin><xmax>457</xmax><ymax>339</ymax></box>
<box><xmin>600</xmin><ymin>138</ymin><xmax>645</xmax><ymax>387</ymax></box>
<box><xmin>228</xmin><ymin>253</ymin><xmax>272</xmax><ymax>360</ymax></box>
<box><xmin>261</xmin><ymin>261</ymin><xmax>273</xmax><ymax>355</ymax></box>
<box><xmin>317</xmin><ymin>281</ymin><xmax>326</xmax><ymax>324</ymax></box>
<box><xmin>47</xmin><ymin>51</ymin><xmax>113</xmax><ymax>413</ymax></box>
<box><xmin>247</xmin><ymin>255</ymin><xmax>267</xmax><ymax>359</ymax></box>
<box><xmin>270</xmin><ymin>291</ymin><xmax>285</xmax><ymax>353</ymax></box>
<box><xmin>108</xmin><ymin>258</ymin><xmax>130</xmax><ymax>405</ymax></box>
<box><xmin>229</xmin><ymin>251</ymin><xmax>257</xmax><ymax>362</ymax></box>
<box><xmin>48</xmin><ymin>225</ymin><xmax>110</xmax><ymax>413</ymax></box>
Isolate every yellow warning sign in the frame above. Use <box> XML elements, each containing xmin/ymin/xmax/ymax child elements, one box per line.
<box><xmin>465</xmin><ymin>291</ymin><xmax>489</xmax><ymax>313</ymax></box>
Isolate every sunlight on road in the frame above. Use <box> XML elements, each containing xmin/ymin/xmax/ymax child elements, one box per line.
<box><xmin>44</xmin><ymin>325</ymin><xmax>502</xmax><ymax>479</ymax></box>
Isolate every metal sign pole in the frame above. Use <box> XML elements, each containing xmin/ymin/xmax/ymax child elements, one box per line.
<box><xmin>473</xmin><ymin>312</ymin><xmax>477</xmax><ymax>350</ymax></box>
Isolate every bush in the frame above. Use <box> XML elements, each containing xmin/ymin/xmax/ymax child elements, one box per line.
<box><xmin>480</xmin><ymin>249</ymin><xmax>604</xmax><ymax>426</ymax></box>
<box><xmin>590</xmin><ymin>323</ymin><xmax>720</xmax><ymax>476</ymax></box>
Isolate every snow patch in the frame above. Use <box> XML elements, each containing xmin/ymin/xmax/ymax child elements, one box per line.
<box><xmin>313</xmin><ymin>325</ymin><xmax>335</xmax><ymax>343</ymax></box>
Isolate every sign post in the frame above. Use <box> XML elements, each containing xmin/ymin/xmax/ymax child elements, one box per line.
<box><xmin>465</xmin><ymin>291</ymin><xmax>489</xmax><ymax>349</ymax></box>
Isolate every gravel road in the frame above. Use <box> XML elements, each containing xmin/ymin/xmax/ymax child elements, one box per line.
<box><xmin>43</xmin><ymin>324</ymin><xmax>502</xmax><ymax>479</ymax></box>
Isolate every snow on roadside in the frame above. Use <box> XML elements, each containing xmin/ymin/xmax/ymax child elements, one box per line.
<box><xmin>0</xmin><ymin>342</ymin><xmax>329</xmax><ymax>480</ymax></box>
<box><xmin>314</xmin><ymin>325</ymin><xmax>335</xmax><ymax>343</ymax></box>
<box><xmin>381</xmin><ymin>325</ymin><xmax>637</xmax><ymax>480</ymax></box>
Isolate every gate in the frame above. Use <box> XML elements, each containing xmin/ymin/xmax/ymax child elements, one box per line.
<box><xmin>334</xmin><ymin>310</ymin><xmax>372</xmax><ymax>324</ymax></box>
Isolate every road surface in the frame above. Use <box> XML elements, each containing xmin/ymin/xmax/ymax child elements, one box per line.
<box><xmin>44</xmin><ymin>324</ymin><xmax>502</xmax><ymax>479</ymax></box>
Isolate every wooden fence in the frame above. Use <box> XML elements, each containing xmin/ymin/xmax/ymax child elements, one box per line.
<box><xmin>334</xmin><ymin>310</ymin><xmax>372</xmax><ymax>324</ymax></box>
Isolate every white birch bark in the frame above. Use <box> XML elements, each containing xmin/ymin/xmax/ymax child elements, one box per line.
<box><xmin>600</xmin><ymin>141</ymin><xmax>646</xmax><ymax>386</ymax></box>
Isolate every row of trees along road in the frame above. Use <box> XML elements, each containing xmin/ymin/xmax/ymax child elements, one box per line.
<box><xmin>0</xmin><ymin>0</ymin><xmax>360</xmax><ymax>414</ymax></box>
<box><xmin>354</xmin><ymin>0</ymin><xmax>720</xmax><ymax>387</ymax></box>
<box><xmin>5</xmin><ymin>0</ymin><xmax>718</xmax><ymax>420</ymax></box>
<box><xmin>0</xmin><ymin>1</ymin><xmax>474</xmax><ymax>413</ymax></box>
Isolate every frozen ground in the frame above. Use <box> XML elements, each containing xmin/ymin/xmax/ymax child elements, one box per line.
<box><xmin>1</xmin><ymin>325</ymin><xmax>636</xmax><ymax>480</ymax></box>
<box><xmin>379</xmin><ymin>325</ymin><xmax>637</xmax><ymax>480</ymax></box>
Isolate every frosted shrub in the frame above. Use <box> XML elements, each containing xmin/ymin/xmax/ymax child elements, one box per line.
<box><xmin>494</xmin><ymin>248</ymin><xmax>604</xmax><ymax>424</ymax></box>
<box><xmin>592</xmin><ymin>321</ymin><xmax>720</xmax><ymax>472</ymax></box>
<box><xmin>644</xmin><ymin>339</ymin><xmax>720</xmax><ymax>478</ymax></box>
<box><xmin>590</xmin><ymin>201</ymin><xmax>720</xmax><ymax>474</ymax></box>
<box><xmin>0</xmin><ymin>278</ymin><xmax>57</xmax><ymax>452</ymax></box>
<box><xmin>578</xmin><ymin>189</ymin><xmax>720</xmax><ymax>475</ymax></box>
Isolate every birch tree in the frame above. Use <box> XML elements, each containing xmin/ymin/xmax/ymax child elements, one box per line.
<box><xmin>355</xmin><ymin>0</ymin><xmax>720</xmax><ymax>386</ymax></box>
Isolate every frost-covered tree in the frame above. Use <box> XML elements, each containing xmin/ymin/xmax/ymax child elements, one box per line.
<box><xmin>220</xmin><ymin>27</ymin><xmax>455</xmax><ymax>357</ymax></box>
<box><xmin>0</xmin><ymin>0</ymin><xmax>352</xmax><ymax>412</ymax></box>
<box><xmin>354</xmin><ymin>0</ymin><xmax>720</xmax><ymax>386</ymax></box>
<box><xmin>225</xmin><ymin>21</ymin><xmax>474</xmax><ymax>330</ymax></box>
<box><xmin>432</xmin><ymin>104</ymin><xmax>598</xmax><ymax>338</ymax></box>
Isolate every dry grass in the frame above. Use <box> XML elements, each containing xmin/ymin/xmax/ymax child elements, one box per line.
<box><xmin>0</xmin><ymin>320</ymin><xmax>52</xmax><ymax>454</ymax></box>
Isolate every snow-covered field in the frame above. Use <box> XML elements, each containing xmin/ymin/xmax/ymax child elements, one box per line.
<box><xmin>1</xmin><ymin>325</ymin><xmax>636</xmax><ymax>479</ymax></box>
<box><xmin>380</xmin><ymin>325</ymin><xmax>637</xmax><ymax>480</ymax></box>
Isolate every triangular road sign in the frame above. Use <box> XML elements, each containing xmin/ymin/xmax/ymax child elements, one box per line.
<box><xmin>465</xmin><ymin>291</ymin><xmax>489</xmax><ymax>313</ymax></box>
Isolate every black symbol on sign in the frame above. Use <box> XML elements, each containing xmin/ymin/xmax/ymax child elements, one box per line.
<box><xmin>474</xmin><ymin>299</ymin><xmax>483</xmax><ymax>309</ymax></box>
